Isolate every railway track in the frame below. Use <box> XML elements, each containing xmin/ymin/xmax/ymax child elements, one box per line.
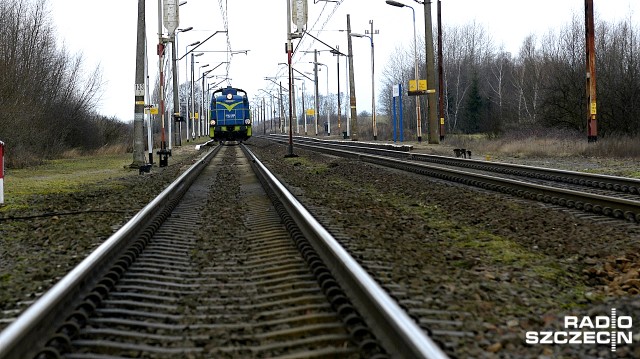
<box><xmin>263</xmin><ymin>135</ymin><xmax>640</xmax><ymax>222</ymax></box>
<box><xmin>0</xmin><ymin>144</ymin><xmax>449</xmax><ymax>358</ymax></box>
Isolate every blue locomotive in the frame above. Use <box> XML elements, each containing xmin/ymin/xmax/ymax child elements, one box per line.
<box><xmin>209</xmin><ymin>86</ymin><xmax>252</xmax><ymax>142</ymax></box>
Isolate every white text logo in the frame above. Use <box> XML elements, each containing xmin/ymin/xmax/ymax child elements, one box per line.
<box><xmin>525</xmin><ymin>308</ymin><xmax>633</xmax><ymax>352</ymax></box>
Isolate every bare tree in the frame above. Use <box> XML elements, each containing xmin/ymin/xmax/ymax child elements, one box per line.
<box><xmin>485</xmin><ymin>48</ymin><xmax>518</xmax><ymax>131</ymax></box>
<box><xmin>512</xmin><ymin>34</ymin><xmax>545</xmax><ymax>124</ymax></box>
<box><xmin>0</xmin><ymin>0</ymin><xmax>107</xmax><ymax>167</ymax></box>
<box><xmin>442</xmin><ymin>22</ymin><xmax>493</xmax><ymax>133</ymax></box>
<box><xmin>596</xmin><ymin>18</ymin><xmax>640</xmax><ymax>135</ymax></box>
<box><xmin>538</xmin><ymin>15</ymin><xmax>585</xmax><ymax>131</ymax></box>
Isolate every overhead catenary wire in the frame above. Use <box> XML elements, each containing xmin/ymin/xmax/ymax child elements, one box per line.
<box><xmin>273</xmin><ymin>0</ymin><xmax>344</xmax><ymax>81</ymax></box>
<box><xmin>217</xmin><ymin>0</ymin><xmax>232</xmax><ymax>85</ymax></box>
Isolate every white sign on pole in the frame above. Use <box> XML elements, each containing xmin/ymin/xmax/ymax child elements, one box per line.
<box><xmin>393</xmin><ymin>84</ymin><xmax>400</xmax><ymax>98</ymax></box>
<box><xmin>292</xmin><ymin>0</ymin><xmax>308</xmax><ymax>34</ymax></box>
<box><xmin>163</xmin><ymin>0</ymin><xmax>179</xmax><ymax>34</ymax></box>
<box><xmin>135</xmin><ymin>83</ymin><xmax>145</xmax><ymax>97</ymax></box>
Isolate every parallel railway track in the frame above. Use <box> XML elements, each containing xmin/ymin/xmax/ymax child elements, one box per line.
<box><xmin>263</xmin><ymin>135</ymin><xmax>640</xmax><ymax>222</ymax></box>
<box><xmin>0</xmin><ymin>144</ymin><xmax>449</xmax><ymax>358</ymax></box>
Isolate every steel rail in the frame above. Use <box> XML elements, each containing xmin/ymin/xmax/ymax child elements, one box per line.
<box><xmin>264</xmin><ymin>134</ymin><xmax>640</xmax><ymax>195</ymax></box>
<box><xmin>409</xmin><ymin>153</ymin><xmax>640</xmax><ymax>194</ymax></box>
<box><xmin>365</xmin><ymin>154</ymin><xmax>640</xmax><ymax>219</ymax></box>
<box><xmin>243</xmin><ymin>144</ymin><xmax>449</xmax><ymax>359</ymax></box>
<box><xmin>260</xmin><ymin>137</ymin><xmax>640</xmax><ymax>221</ymax></box>
<box><xmin>0</xmin><ymin>145</ymin><xmax>220</xmax><ymax>359</ymax></box>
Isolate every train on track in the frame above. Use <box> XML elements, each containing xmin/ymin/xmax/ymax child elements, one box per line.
<box><xmin>209</xmin><ymin>86</ymin><xmax>252</xmax><ymax>142</ymax></box>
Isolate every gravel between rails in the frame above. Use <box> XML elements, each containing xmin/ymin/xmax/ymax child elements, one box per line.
<box><xmin>1</xmin><ymin>138</ymin><xmax>640</xmax><ymax>358</ymax></box>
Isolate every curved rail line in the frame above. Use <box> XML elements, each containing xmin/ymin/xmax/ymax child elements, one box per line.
<box><xmin>0</xmin><ymin>144</ymin><xmax>448</xmax><ymax>359</ymax></box>
<box><xmin>261</xmin><ymin>135</ymin><xmax>640</xmax><ymax>222</ymax></box>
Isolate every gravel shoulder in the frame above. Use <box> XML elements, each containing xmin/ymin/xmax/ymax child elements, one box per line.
<box><xmin>0</xmin><ymin>145</ymin><xmax>207</xmax><ymax>323</ymax></box>
<box><xmin>247</xmin><ymin>138</ymin><xmax>640</xmax><ymax>358</ymax></box>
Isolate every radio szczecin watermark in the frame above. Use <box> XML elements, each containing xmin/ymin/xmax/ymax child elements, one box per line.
<box><xmin>525</xmin><ymin>308</ymin><xmax>633</xmax><ymax>352</ymax></box>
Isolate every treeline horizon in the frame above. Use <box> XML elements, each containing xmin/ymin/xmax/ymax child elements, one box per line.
<box><xmin>2</xmin><ymin>0</ymin><xmax>638</xmax><ymax>168</ymax></box>
<box><xmin>377</xmin><ymin>13</ymin><xmax>640</xmax><ymax>140</ymax></box>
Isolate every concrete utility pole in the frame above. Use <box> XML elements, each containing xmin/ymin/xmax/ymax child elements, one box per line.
<box><xmin>317</xmin><ymin>63</ymin><xmax>330</xmax><ymax>136</ymax></box>
<box><xmin>300</xmin><ymin>81</ymin><xmax>306</xmax><ymax>134</ymax></box>
<box><xmin>201</xmin><ymin>69</ymin><xmax>212</xmax><ymax>138</ymax></box>
<box><xmin>333</xmin><ymin>45</ymin><xmax>342</xmax><ymax>134</ymax></box>
<box><xmin>131</xmin><ymin>0</ymin><xmax>146</xmax><ymax>169</ymax></box>
<box><xmin>292</xmin><ymin>81</ymin><xmax>298</xmax><ymax>134</ymax></box>
<box><xmin>285</xmin><ymin>0</ymin><xmax>297</xmax><ymax>157</ymax></box>
<box><xmin>437</xmin><ymin>0</ymin><xmax>445</xmax><ymax>141</ymax></box>
<box><xmin>279</xmin><ymin>82</ymin><xmax>285</xmax><ymax>133</ymax></box>
<box><xmin>189</xmin><ymin>52</ymin><xmax>202</xmax><ymax>142</ymax></box>
<box><xmin>262</xmin><ymin>97</ymin><xmax>266</xmax><ymax>134</ymax></box>
<box><xmin>269</xmin><ymin>96</ymin><xmax>273</xmax><ymax>133</ymax></box>
<box><xmin>157</xmin><ymin>0</ymin><xmax>170</xmax><ymax>167</ymax></box>
<box><xmin>351</xmin><ymin>23</ymin><xmax>379</xmax><ymax>140</ymax></box>
<box><xmin>367</xmin><ymin>20</ymin><xmax>378</xmax><ymax>140</ymax></box>
<box><xmin>171</xmin><ymin>31</ymin><xmax>190</xmax><ymax>147</ymax></box>
<box><xmin>314</xmin><ymin>50</ymin><xmax>320</xmax><ymax>135</ymax></box>
<box><xmin>585</xmin><ymin>0</ymin><xmax>598</xmax><ymax>142</ymax></box>
<box><xmin>424</xmin><ymin>0</ymin><xmax>439</xmax><ymax>144</ymax></box>
<box><xmin>346</xmin><ymin>14</ymin><xmax>358</xmax><ymax>141</ymax></box>
<box><xmin>171</xmin><ymin>35</ymin><xmax>182</xmax><ymax>146</ymax></box>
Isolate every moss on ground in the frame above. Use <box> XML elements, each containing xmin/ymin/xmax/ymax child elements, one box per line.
<box><xmin>309</xmin><ymin>166</ymin><xmax>595</xmax><ymax>314</ymax></box>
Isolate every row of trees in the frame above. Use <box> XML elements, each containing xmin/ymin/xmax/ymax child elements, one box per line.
<box><xmin>379</xmin><ymin>14</ymin><xmax>640</xmax><ymax>140</ymax></box>
<box><xmin>0</xmin><ymin>0</ymin><xmax>131</xmax><ymax>168</ymax></box>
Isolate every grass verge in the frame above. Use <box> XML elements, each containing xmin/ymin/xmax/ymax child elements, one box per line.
<box><xmin>1</xmin><ymin>153</ymin><xmax>136</xmax><ymax>212</ymax></box>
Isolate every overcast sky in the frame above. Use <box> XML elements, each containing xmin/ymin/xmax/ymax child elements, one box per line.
<box><xmin>50</xmin><ymin>0</ymin><xmax>637</xmax><ymax>122</ymax></box>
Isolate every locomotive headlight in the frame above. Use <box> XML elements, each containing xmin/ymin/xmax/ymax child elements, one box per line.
<box><xmin>244</xmin><ymin>119</ymin><xmax>251</xmax><ymax>125</ymax></box>
<box><xmin>226</xmin><ymin>94</ymin><xmax>233</xmax><ymax>100</ymax></box>
<box><xmin>210</xmin><ymin>120</ymin><xmax>216</xmax><ymax>125</ymax></box>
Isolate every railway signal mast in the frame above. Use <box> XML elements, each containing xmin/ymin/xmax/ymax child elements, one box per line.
<box><xmin>155</xmin><ymin>0</ymin><xmax>180</xmax><ymax>167</ymax></box>
<box><xmin>285</xmin><ymin>0</ymin><xmax>307</xmax><ymax>158</ymax></box>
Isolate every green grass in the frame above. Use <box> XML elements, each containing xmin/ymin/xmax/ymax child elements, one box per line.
<box><xmin>1</xmin><ymin>153</ymin><xmax>135</xmax><ymax>211</ymax></box>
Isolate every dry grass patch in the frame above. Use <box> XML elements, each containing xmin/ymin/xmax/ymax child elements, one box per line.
<box><xmin>444</xmin><ymin>132</ymin><xmax>640</xmax><ymax>160</ymax></box>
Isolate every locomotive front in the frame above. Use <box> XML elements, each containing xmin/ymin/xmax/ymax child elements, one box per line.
<box><xmin>209</xmin><ymin>86</ymin><xmax>252</xmax><ymax>142</ymax></box>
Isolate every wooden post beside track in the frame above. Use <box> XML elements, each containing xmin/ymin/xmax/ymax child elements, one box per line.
<box><xmin>585</xmin><ymin>0</ymin><xmax>598</xmax><ymax>142</ymax></box>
